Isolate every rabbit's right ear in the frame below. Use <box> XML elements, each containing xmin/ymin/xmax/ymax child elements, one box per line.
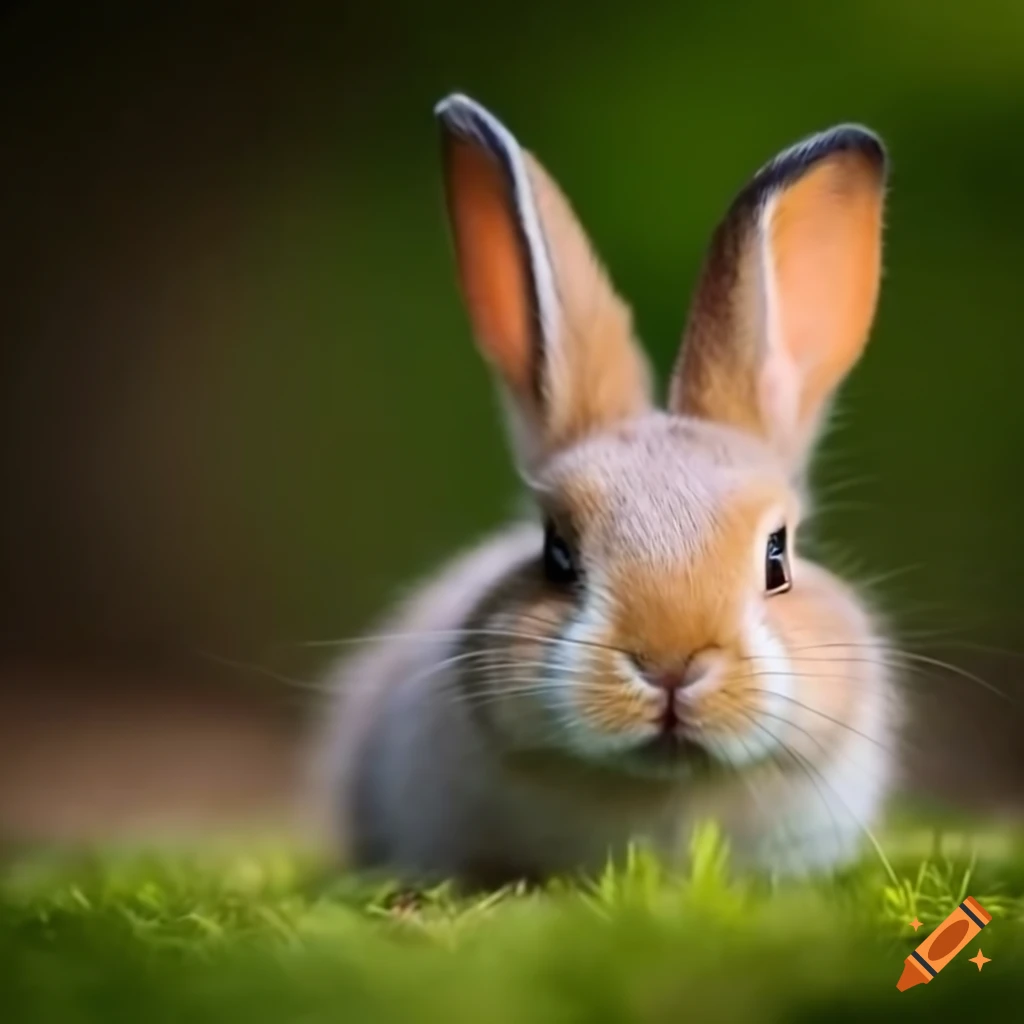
<box><xmin>436</xmin><ymin>94</ymin><xmax>652</xmax><ymax>469</ymax></box>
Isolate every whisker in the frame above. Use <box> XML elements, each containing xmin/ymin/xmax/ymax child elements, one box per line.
<box><xmin>513</xmin><ymin>611</ymin><xmax>634</xmax><ymax>658</ymax></box>
<box><xmin>850</xmin><ymin>564</ymin><xmax>926</xmax><ymax>591</ymax></box>
<box><xmin>937</xmin><ymin>638</ymin><xmax>1024</xmax><ymax>660</ymax></box>
<box><xmin>295</xmin><ymin>619</ymin><xmax>634</xmax><ymax>664</ymax></box>
<box><xmin>447</xmin><ymin>685</ymin><xmax>560</xmax><ymax>710</ymax></box>
<box><xmin>893</xmin><ymin>650</ymin><xmax>1019</xmax><ymax>706</ymax></box>
<box><xmin>731</xmin><ymin>666</ymin><xmax>904</xmax><ymax>711</ymax></box>
<box><xmin>783</xmin><ymin>643</ymin><xmax>1019</xmax><ymax>707</ymax></box>
<box><xmin>192</xmin><ymin>649</ymin><xmax>336</xmax><ymax>694</ymax></box>
<box><xmin>747</xmin><ymin>706</ymin><xmax>897</xmax><ymax>782</ymax></box>
<box><xmin>809</xmin><ymin>473</ymin><xmax>878</xmax><ymax>498</ymax></box>
<box><xmin>296</xmin><ymin>626</ymin><xmax>554</xmax><ymax>651</ymax></box>
<box><xmin>327</xmin><ymin>647</ymin><xmax>549</xmax><ymax>711</ymax></box>
<box><xmin>735</xmin><ymin>640</ymin><xmax>1019</xmax><ymax>710</ymax></box>
<box><xmin>736</xmin><ymin>709</ymin><xmax>898</xmax><ymax>884</ymax></box>
<box><xmin>744</xmin><ymin>715</ymin><xmax>848</xmax><ymax>871</ymax></box>
<box><xmin>707</xmin><ymin>722</ymin><xmax>806</xmax><ymax>871</ymax></box>
<box><xmin>736</xmin><ymin>685</ymin><xmax>913</xmax><ymax>759</ymax></box>
<box><xmin>808</xmin><ymin>499</ymin><xmax>876</xmax><ymax>514</ymax></box>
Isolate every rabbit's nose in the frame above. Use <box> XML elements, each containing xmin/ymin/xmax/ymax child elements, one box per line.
<box><xmin>631</xmin><ymin>649</ymin><xmax>721</xmax><ymax>692</ymax></box>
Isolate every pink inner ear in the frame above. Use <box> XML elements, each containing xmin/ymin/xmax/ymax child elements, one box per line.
<box><xmin>444</xmin><ymin>137</ymin><xmax>534</xmax><ymax>397</ymax></box>
<box><xmin>767</xmin><ymin>152</ymin><xmax>883</xmax><ymax>424</ymax></box>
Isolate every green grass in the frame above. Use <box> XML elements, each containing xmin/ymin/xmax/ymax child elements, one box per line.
<box><xmin>2</xmin><ymin>818</ymin><xmax>1023</xmax><ymax>1023</ymax></box>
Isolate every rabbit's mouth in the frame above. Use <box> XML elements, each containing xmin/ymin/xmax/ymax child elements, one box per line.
<box><xmin>658</xmin><ymin>694</ymin><xmax>681</xmax><ymax>734</ymax></box>
<box><xmin>586</xmin><ymin>688</ymin><xmax>719</xmax><ymax>778</ymax></box>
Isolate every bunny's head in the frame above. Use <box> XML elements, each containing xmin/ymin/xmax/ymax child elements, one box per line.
<box><xmin>437</xmin><ymin>95</ymin><xmax>890</xmax><ymax>779</ymax></box>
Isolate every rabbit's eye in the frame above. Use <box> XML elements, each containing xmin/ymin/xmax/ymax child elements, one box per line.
<box><xmin>543</xmin><ymin>521</ymin><xmax>579</xmax><ymax>586</ymax></box>
<box><xmin>765</xmin><ymin>526</ymin><xmax>791</xmax><ymax>595</ymax></box>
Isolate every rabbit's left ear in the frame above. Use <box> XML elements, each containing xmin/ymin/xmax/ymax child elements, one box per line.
<box><xmin>669</xmin><ymin>126</ymin><xmax>887</xmax><ymax>473</ymax></box>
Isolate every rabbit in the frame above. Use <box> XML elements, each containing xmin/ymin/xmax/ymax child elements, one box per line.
<box><xmin>310</xmin><ymin>93</ymin><xmax>901</xmax><ymax>889</ymax></box>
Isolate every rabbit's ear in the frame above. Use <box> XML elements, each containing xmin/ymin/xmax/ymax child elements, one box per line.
<box><xmin>436</xmin><ymin>94</ymin><xmax>652</xmax><ymax>468</ymax></box>
<box><xmin>669</xmin><ymin>126</ymin><xmax>887</xmax><ymax>473</ymax></box>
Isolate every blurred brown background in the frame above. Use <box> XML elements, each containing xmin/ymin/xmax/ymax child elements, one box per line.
<box><xmin>1</xmin><ymin>3</ymin><xmax>1023</xmax><ymax>844</ymax></box>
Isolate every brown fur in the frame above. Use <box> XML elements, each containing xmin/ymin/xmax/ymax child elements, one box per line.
<box><xmin>523</xmin><ymin>155</ymin><xmax>652</xmax><ymax>451</ymax></box>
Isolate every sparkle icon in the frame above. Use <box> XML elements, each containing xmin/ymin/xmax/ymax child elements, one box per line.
<box><xmin>908</xmin><ymin>917</ymin><xmax>923</xmax><ymax>932</ymax></box>
<box><xmin>968</xmin><ymin>950</ymin><xmax>991</xmax><ymax>972</ymax></box>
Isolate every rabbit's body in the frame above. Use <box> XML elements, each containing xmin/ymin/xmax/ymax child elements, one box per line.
<box><xmin>315</xmin><ymin>96</ymin><xmax>901</xmax><ymax>886</ymax></box>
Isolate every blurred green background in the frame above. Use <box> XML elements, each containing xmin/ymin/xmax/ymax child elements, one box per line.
<box><xmin>1</xmin><ymin>2</ymin><xmax>1023</xmax><ymax>838</ymax></box>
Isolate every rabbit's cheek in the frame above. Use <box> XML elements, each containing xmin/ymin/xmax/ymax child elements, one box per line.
<box><xmin>550</xmin><ymin>613</ymin><xmax>661</xmax><ymax>755</ymax></box>
<box><xmin>580</xmin><ymin>658</ymin><xmax>663</xmax><ymax>742</ymax></box>
<box><xmin>696</xmin><ymin>609</ymin><xmax>795</xmax><ymax>768</ymax></box>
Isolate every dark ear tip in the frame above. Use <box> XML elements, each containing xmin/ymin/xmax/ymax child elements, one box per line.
<box><xmin>434</xmin><ymin>93</ymin><xmax>496</xmax><ymax>143</ymax></box>
<box><xmin>434</xmin><ymin>93</ymin><xmax>474</xmax><ymax>127</ymax></box>
<box><xmin>434</xmin><ymin>94</ymin><xmax>521</xmax><ymax>172</ymax></box>
<box><xmin>755</xmin><ymin>124</ymin><xmax>888</xmax><ymax>199</ymax></box>
<box><xmin>817</xmin><ymin>123</ymin><xmax>888</xmax><ymax>171</ymax></box>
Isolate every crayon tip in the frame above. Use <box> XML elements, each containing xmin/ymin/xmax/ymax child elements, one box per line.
<box><xmin>897</xmin><ymin>959</ymin><xmax>928</xmax><ymax>992</ymax></box>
